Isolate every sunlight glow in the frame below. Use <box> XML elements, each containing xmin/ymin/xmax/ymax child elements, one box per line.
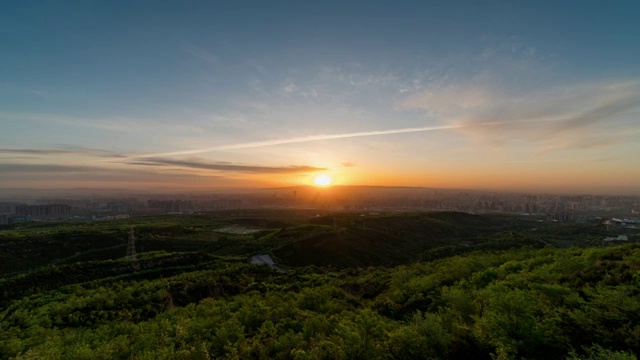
<box><xmin>313</xmin><ymin>174</ymin><xmax>333</xmax><ymax>187</ymax></box>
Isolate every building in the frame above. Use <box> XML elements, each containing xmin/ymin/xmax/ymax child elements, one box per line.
<box><xmin>15</xmin><ymin>204</ymin><xmax>71</xmax><ymax>219</ymax></box>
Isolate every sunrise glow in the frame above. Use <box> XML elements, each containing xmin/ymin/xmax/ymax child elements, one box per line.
<box><xmin>313</xmin><ymin>174</ymin><xmax>333</xmax><ymax>187</ymax></box>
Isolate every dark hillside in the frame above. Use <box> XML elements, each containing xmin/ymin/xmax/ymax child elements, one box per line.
<box><xmin>274</xmin><ymin>212</ymin><xmax>535</xmax><ymax>268</ymax></box>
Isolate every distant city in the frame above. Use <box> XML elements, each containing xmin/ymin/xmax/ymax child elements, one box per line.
<box><xmin>1</xmin><ymin>186</ymin><xmax>638</xmax><ymax>227</ymax></box>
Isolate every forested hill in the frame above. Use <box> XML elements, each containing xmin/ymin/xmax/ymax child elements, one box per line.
<box><xmin>0</xmin><ymin>245</ymin><xmax>638</xmax><ymax>359</ymax></box>
<box><xmin>0</xmin><ymin>211</ymin><xmax>604</xmax><ymax>274</ymax></box>
<box><xmin>274</xmin><ymin>212</ymin><xmax>533</xmax><ymax>268</ymax></box>
<box><xmin>0</xmin><ymin>211</ymin><xmax>638</xmax><ymax>359</ymax></box>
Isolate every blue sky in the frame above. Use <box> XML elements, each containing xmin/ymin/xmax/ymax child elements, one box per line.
<box><xmin>1</xmin><ymin>1</ymin><xmax>640</xmax><ymax>193</ymax></box>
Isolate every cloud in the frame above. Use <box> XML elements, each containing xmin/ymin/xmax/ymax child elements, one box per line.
<box><xmin>55</xmin><ymin>145</ymin><xmax>127</xmax><ymax>158</ymax></box>
<box><xmin>0</xmin><ymin>149</ymin><xmax>72</xmax><ymax>156</ymax></box>
<box><xmin>400</xmin><ymin>85</ymin><xmax>495</xmax><ymax>114</ymax></box>
<box><xmin>0</xmin><ymin>146</ymin><xmax>125</xmax><ymax>158</ymax></box>
<box><xmin>0</xmin><ymin>163</ymin><xmax>101</xmax><ymax>173</ymax></box>
<box><xmin>127</xmin><ymin>157</ymin><xmax>326</xmax><ymax>174</ymax></box>
<box><xmin>0</xmin><ymin>82</ymin><xmax>49</xmax><ymax>97</ymax></box>
<box><xmin>341</xmin><ymin>162</ymin><xmax>356</xmax><ymax>167</ymax></box>
<box><xmin>281</xmin><ymin>80</ymin><xmax>297</xmax><ymax>96</ymax></box>
<box><xmin>0</xmin><ymin>112</ymin><xmax>203</xmax><ymax>135</ymax></box>
<box><xmin>401</xmin><ymin>79</ymin><xmax>640</xmax><ymax>153</ymax></box>
<box><xmin>535</xmin><ymin>132</ymin><xmax>640</xmax><ymax>156</ymax></box>
<box><xmin>184</xmin><ymin>45</ymin><xmax>218</xmax><ymax>65</ymax></box>
<box><xmin>0</xmin><ymin>163</ymin><xmax>233</xmax><ymax>189</ymax></box>
<box><xmin>131</xmin><ymin>124</ymin><xmax>465</xmax><ymax>158</ymax></box>
<box><xmin>554</xmin><ymin>94</ymin><xmax>640</xmax><ymax>132</ymax></box>
<box><xmin>320</xmin><ymin>66</ymin><xmax>400</xmax><ymax>90</ymax></box>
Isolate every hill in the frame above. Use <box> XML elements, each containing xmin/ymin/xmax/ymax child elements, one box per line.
<box><xmin>1</xmin><ymin>243</ymin><xmax>639</xmax><ymax>359</ymax></box>
<box><xmin>273</xmin><ymin>212</ymin><xmax>539</xmax><ymax>268</ymax></box>
<box><xmin>1</xmin><ymin>210</ymin><xmax>638</xmax><ymax>359</ymax></box>
<box><xmin>0</xmin><ymin>210</ymin><xmax>617</xmax><ymax>275</ymax></box>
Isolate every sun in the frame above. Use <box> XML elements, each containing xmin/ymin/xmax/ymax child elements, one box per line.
<box><xmin>313</xmin><ymin>174</ymin><xmax>333</xmax><ymax>187</ymax></box>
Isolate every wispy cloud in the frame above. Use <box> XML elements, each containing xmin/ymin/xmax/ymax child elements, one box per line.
<box><xmin>553</xmin><ymin>94</ymin><xmax>640</xmax><ymax>132</ymax></box>
<box><xmin>0</xmin><ymin>146</ymin><xmax>125</xmax><ymax>158</ymax></box>
<box><xmin>535</xmin><ymin>132</ymin><xmax>640</xmax><ymax>156</ymax></box>
<box><xmin>0</xmin><ymin>163</ymin><xmax>101</xmax><ymax>173</ymax></box>
<box><xmin>127</xmin><ymin>157</ymin><xmax>326</xmax><ymax>174</ymax></box>
<box><xmin>130</xmin><ymin>124</ymin><xmax>466</xmax><ymax>158</ymax></box>
<box><xmin>55</xmin><ymin>145</ymin><xmax>126</xmax><ymax>158</ymax></box>
<box><xmin>0</xmin><ymin>149</ymin><xmax>72</xmax><ymax>156</ymax></box>
<box><xmin>184</xmin><ymin>44</ymin><xmax>218</xmax><ymax>65</ymax></box>
<box><xmin>401</xmin><ymin>79</ymin><xmax>640</xmax><ymax>153</ymax></box>
<box><xmin>0</xmin><ymin>112</ymin><xmax>204</xmax><ymax>135</ymax></box>
<box><xmin>0</xmin><ymin>82</ymin><xmax>49</xmax><ymax>97</ymax></box>
<box><xmin>0</xmin><ymin>163</ymin><xmax>233</xmax><ymax>188</ymax></box>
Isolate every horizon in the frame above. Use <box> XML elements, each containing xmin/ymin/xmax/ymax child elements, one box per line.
<box><xmin>0</xmin><ymin>184</ymin><xmax>638</xmax><ymax>201</ymax></box>
<box><xmin>2</xmin><ymin>1</ymin><xmax>640</xmax><ymax>194</ymax></box>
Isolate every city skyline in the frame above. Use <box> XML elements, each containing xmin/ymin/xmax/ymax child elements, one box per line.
<box><xmin>2</xmin><ymin>1</ymin><xmax>640</xmax><ymax>194</ymax></box>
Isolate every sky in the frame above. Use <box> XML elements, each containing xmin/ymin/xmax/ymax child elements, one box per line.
<box><xmin>1</xmin><ymin>1</ymin><xmax>640</xmax><ymax>194</ymax></box>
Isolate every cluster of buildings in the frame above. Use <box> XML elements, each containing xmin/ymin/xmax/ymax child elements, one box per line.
<box><xmin>0</xmin><ymin>188</ymin><xmax>638</xmax><ymax>224</ymax></box>
<box><xmin>0</xmin><ymin>203</ymin><xmax>71</xmax><ymax>224</ymax></box>
<box><xmin>607</xmin><ymin>217</ymin><xmax>640</xmax><ymax>229</ymax></box>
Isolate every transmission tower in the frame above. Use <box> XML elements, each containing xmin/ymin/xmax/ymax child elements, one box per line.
<box><xmin>126</xmin><ymin>226</ymin><xmax>137</xmax><ymax>261</ymax></box>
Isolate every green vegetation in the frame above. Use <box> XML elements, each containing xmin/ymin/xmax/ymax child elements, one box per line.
<box><xmin>1</xmin><ymin>211</ymin><xmax>638</xmax><ymax>359</ymax></box>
